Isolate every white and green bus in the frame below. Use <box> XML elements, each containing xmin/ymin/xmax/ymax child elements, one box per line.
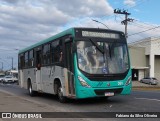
<box><xmin>18</xmin><ymin>27</ymin><xmax>132</xmax><ymax>102</ymax></box>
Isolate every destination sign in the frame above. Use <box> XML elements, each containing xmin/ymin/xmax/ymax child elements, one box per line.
<box><xmin>82</xmin><ymin>31</ymin><xmax>120</xmax><ymax>39</ymax></box>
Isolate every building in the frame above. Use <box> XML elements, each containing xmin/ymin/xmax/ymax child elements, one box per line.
<box><xmin>129</xmin><ymin>37</ymin><xmax>160</xmax><ymax>81</ymax></box>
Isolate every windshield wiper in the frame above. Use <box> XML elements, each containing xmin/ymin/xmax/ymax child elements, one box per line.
<box><xmin>89</xmin><ymin>39</ymin><xmax>104</xmax><ymax>54</ymax></box>
<box><xmin>108</xmin><ymin>45</ymin><xmax>112</xmax><ymax>58</ymax></box>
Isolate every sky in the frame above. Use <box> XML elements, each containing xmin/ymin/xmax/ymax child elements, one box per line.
<box><xmin>0</xmin><ymin>0</ymin><xmax>160</xmax><ymax>70</ymax></box>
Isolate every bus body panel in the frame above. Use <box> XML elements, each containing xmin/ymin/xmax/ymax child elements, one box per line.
<box><xmin>40</xmin><ymin>66</ymin><xmax>65</xmax><ymax>94</ymax></box>
<box><xmin>19</xmin><ymin>68</ymin><xmax>37</xmax><ymax>90</ymax></box>
<box><xmin>19</xmin><ymin>65</ymin><xmax>75</xmax><ymax>97</ymax></box>
<box><xmin>19</xmin><ymin>70</ymin><xmax>24</xmax><ymax>88</ymax></box>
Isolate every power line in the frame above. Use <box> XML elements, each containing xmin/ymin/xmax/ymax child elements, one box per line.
<box><xmin>0</xmin><ymin>58</ymin><xmax>12</xmax><ymax>70</ymax></box>
<box><xmin>117</xmin><ymin>15</ymin><xmax>155</xmax><ymax>30</ymax></box>
<box><xmin>128</xmin><ymin>26</ymin><xmax>160</xmax><ymax>37</ymax></box>
<box><xmin>130</xmin><ymin>35</ymin><xmax>160</xmax><ymax>44</ymax></box>
<box><xmin>130</xmin><ymin>22</ymin><xmax>154</xmax><ymax>29</ymax></box>
<box><xmin>115</xmin><ymin>15</ymin><xmax>160</xmax><ymax>37</ymax></box>
<box><xmin>133</xmin><ymin>19</ymin><xmax>157</xmax><ymax>28</ymax></box>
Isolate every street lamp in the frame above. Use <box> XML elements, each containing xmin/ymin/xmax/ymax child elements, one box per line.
<box><xmin>92</xmin><ymin>19</ymin><xmax>110</xmax><ymax>29</ymax></box>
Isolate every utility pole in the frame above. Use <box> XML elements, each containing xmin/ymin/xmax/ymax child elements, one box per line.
<box><xmin>114</xmin><ymin>9</ymin><xmax>133</xmax><ymax>38</ymax></box>
<box><xmin>11</xmin><ymin>57</ymin><xmax>13</xmax><ymax>70</ymax></box>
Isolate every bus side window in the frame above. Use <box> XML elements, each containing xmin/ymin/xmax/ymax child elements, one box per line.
<box><xmin>42</xmin><ymin>44</ymin><xmax>50</xmax><ymax>65</ymax></box>
<box><xmin>19</xmin><ymin>54</ymin><xmax>25</xmax><ymax>69</ymax></box>
<box><xmin>29</xmin><ymin>50</ymin><xmax>34</xmax><ymax>67</ymax></box>
<box><xmin>51</xmin><ymin>40</ymin><xmax>62</xmax><ymax>63</ymax></box>
<box><xmin>36</xmin><ymin>50</ymin><xmax>42</xmax><ymax>70</ymax></box>
<box><xmin>24</xmin><ymin>52</ymin><xmax>28</xmax><ymax>68</ymax></box>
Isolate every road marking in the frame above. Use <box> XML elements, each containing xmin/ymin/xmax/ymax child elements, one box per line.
<box><xmin>135</xmin><ymin>97</ymin><xmax>160</xmax><ymax>102</ymax></box>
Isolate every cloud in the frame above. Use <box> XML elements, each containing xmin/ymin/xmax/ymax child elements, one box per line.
<box><xmin>0</xmin><ymin>0</ymin><xmax>159</xmax><ymax>70</ymax></box>
<box><xmin>53</xmin><ymin>0</ymin><xmax>113</xmax><ymax>17</ymax></box>
<box><xmin>0</xmin><ymin>0</ymin><xmax>19</xmax><ymax>4</ymax></box>
<box><xmin>0</xmin><ymin>0</ymin><xmax>114</xmax><ymax>70</ymax></box>
<box><xmin>124</xmin><ymin>0</ymin><xmax>136</xmax><ymax>6</ymax></box>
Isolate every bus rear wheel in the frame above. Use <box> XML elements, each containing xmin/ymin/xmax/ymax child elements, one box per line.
<box><xmin>57</xmin><ymin>85</ymin><xmax>67</xmax><ymax>103</ymax></box>
<box><xmin>28</xmin><ymin>82</ymin><xmax>36</xmax><ymax>96</ymax></box>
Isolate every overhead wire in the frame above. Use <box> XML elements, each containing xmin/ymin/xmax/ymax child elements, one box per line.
<box><xmin>128</xmin><ymin>26</ymin><xmax>160</xmax><ymax>37</ymax></box>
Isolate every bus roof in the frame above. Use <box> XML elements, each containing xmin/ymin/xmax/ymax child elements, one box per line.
<box><xmin>19</xmin><ymin>27</ymin><xmax>124</xmax><ymax>54</ymax></box>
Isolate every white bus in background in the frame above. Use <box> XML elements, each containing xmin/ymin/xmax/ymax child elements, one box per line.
<box><xmin>6</xmin><ymin>70</ymin><xmax>18</xmax><ymax>83</ymax></box>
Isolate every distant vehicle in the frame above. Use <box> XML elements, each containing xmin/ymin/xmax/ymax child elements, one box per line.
<box><xmin>140</xmin><ymin>77</ymin><xmax>158</xmax><ymax>85</ymax></box>
<box><xmin>0</xmin><ymin>75</ymin><xmax>5</xmax><ymax>82</ymax></box>
<box><xmin>2</xmin><ymin>76</ymin><xmax>18</xmax><ymax>83</ymax></box>
<box><xmin>6</xmin><ymin>70</ymin><xmax>18</xmax><ymax>79</ymax></box>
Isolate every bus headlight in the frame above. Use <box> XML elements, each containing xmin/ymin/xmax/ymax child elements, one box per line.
<box><xmin>125</xmin><ymin>76</ymin><xmax>132</xmax><ymax>86</ymax></box>
<box><xmin>78</xmin><ymin>76</ymin><xmax>91</xmax><ymax>88</ymax></box>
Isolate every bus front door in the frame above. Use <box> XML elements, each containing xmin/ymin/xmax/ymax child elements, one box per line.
<box><xmin>36</xmin><ymin>50</ymin><xmax>42</xmax><ymax>91</ymax></box>
<box><xmin>65</xmin><ymin>41</ymin><xmax>75</xmax><ymax>96</ymax></box>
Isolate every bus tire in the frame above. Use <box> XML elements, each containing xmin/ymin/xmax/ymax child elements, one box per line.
<box><xmin>57</xmin><ymin>84</ymin><xmax>67</xmax><ymax>103</ymax></box>
<box><xmin>28</xmin><ymin>81</ymin><xmax>36</xmax><ymax>96</ymax></box>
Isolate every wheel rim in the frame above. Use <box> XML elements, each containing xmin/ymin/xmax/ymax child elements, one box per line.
<box><xmin>29</xmin><ymin>85</ymin><xmax>32</xmax><ymax>94</ymax></box>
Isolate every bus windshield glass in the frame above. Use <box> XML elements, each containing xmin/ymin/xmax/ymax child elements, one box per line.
<box><xmin>77</xmin><ymin>40</ymin><xmax>129</xmax><ymax>74</ymax></box>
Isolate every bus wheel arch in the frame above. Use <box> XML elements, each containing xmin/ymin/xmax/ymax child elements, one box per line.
<box><xmin>54</xmin><ymin>78</ymin><xmax>67</xmax><ymax>103</ymax></box>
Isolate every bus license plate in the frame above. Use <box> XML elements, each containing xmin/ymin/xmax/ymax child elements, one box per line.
<box><xmin>105</xmin><ymin>92</ymin><xmax>114</xmax><ymax>96</ymax></box>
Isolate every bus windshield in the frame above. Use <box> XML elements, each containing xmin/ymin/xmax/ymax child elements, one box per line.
<box><xmin>77</xmin><ymin>40</ymin><xmax>129</xmax><ymax>74</ymax></box>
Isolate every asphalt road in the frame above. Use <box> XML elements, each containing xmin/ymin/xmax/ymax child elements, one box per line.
<box><xmin>0</xmin><ymin>83</ymin><xmax>160</xmax><ymax>121</ymax></box>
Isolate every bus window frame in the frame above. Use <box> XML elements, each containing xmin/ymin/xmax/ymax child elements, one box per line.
<box><xmin>24</xmin><ymin>51</ymin><xmax>29</xmax><ymax>68</ymax></box>
<box><xmin>19</xmin><ymin>53</ymin><xmax>25</xmax><ymax>69</ymax></box>
<box><xmin>42</xmin><ymin>43</ymin><xmax>51</xmax><ymax>65</ymax></box>
<box><xmin>29</xmin><ymin>49</ymin><xmax>34</xmax><ymax>67</ymax></box>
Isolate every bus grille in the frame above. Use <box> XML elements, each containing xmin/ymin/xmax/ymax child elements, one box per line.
<box><xmin>94</xmin><ymin>88</ymin><xmax>123</xmax><ymax>96</ymax></box>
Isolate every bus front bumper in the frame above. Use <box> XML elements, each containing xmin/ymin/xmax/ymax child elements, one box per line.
<box><xmin>75</xmin><ymin>84</ymin><xmax>132</xmax><ymax>99</ymax></box>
